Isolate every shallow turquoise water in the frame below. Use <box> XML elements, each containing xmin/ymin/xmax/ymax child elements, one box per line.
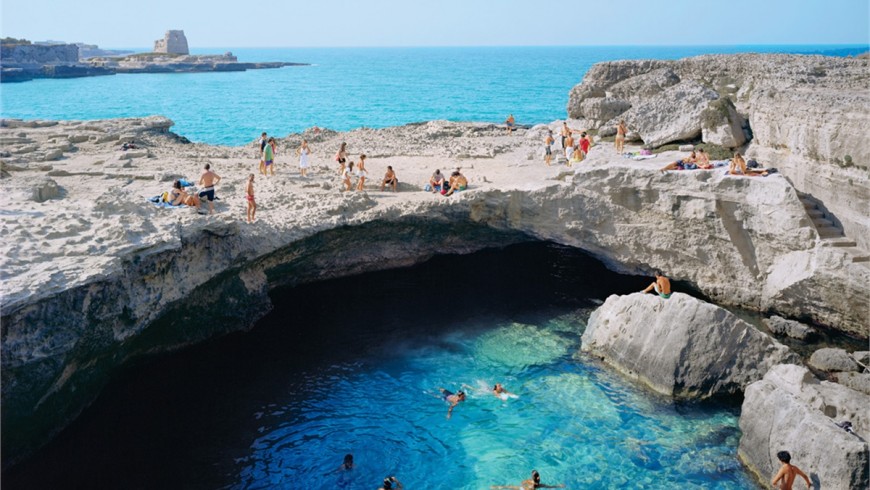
<box><xmin>1</xmin><ymin>45</ymin><xmax>865</xmax><ymax>145</ymax></box>
<box><xmin>239</xmin><ymin>315</ymin><xmax>754</xmax><ymax>489</ymax></box>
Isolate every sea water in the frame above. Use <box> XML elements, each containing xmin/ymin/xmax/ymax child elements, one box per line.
<box><xmin>3</xmin><ymin>243</ymin><xmax>760</xmax><ymax>489</ymax></box>
<box><xmin>1</xmin><ymin>45</ymin><xmax>865</xmax><ymax>146</ymax></box>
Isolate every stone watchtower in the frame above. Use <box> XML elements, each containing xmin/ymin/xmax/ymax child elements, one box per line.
<box><xmin>153</xmin><ymin>30</ymin><xmax>189</xmax><ymax>55</ymax></box>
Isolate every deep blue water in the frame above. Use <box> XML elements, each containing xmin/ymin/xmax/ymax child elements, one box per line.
<box><xmin>3</xmin><ymin>243</ymin><xmax>760</xmax><ymax>489</ymax></box>
<box><xmin>1</xmin><ymin>45</ymin><xmax>866</xmax><ymax>145</ymax></box>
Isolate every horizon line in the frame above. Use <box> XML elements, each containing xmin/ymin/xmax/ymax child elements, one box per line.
<box><xmin>68</xmin><ymin>42</ymin><xmax>870</xmax><ymax>50</ymax></box>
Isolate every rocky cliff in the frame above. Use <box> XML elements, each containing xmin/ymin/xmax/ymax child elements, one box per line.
<box><xmin>1</xmin><ymin>114</ymin><xmax>868</xmax><ymax>465</ymax></box>
<box><xmin>567</xmin><ymin>54</ymin><xmax>870</xmax><ymax>250</ymax></box>
<box><xmin>739</xmin><ymin>364</ymin><xmax>869</xmax><ymax>488</ymax></box>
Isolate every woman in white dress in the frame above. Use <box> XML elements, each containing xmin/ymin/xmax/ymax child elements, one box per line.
<box><xmin>296</xmin><ymin>139</ymin><xmax>311</xmax><ymax>177</ymax></box>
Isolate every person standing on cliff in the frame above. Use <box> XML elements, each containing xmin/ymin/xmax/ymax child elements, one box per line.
<box><xmin>615</xmin><ymin>120</ymin><xmax>627</xmax><ymax>154</ymax></box>
<box><xmin>560</xmin><ymin>121</ymin><xmax>572</xmax><ymax>149</ymax></box>
<box><xmin>245</xmin><ymin>174</ymin><xmax>256</xmax><ymax>223</ymax></box>
<box><xmin>296</xmin><ymin>139</ymin><xmax>311</xmax><ymax>177</ymax></box>
<box><xmin>198</xmin><ymin>163</ymin><xmax>221</xmax><ymax>215</ymax></box>
<box><xmin>262</xmin><ymin>137</ymin><xmax>276</xmax><ymax>176</ymax></box>
<box><xmin>579</xmin><ymin>132</ymin><xmax>592</xmax><ymax>159</ymax></box>
<box><xmin>641</xmin><ymin>271</ymin><xmax>671</xmax><ymax>299</ymax></box>
<box><xmin>505</xmin><ymin>114</ymin><xmax>515</xmax><ymax>134</ymax></box>
<box><xmin>544</xmin><ymin>129</ymin><xmax>555</xmax><ymax>166</ymax></box>
<box><xmin>771</xmin><ymin>451</ymin><xmax>811</xmax><ymax>490</ymax></box>
<box><xmin>257</xmin><ymin>132</ymin><xmax>268</xmax><ymax>175</ymax></box>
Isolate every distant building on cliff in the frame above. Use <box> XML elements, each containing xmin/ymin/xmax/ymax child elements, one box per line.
<box><xmin>153</xmin><ymin>30</ymin><xmax>189</xmax><ymax>55</ymax></box>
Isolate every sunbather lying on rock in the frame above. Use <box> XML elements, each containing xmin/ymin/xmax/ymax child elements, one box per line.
<box><xmin>660</xmin><ymin>151</ymin><xmax>697</xmax><ymax>173</ymax></box>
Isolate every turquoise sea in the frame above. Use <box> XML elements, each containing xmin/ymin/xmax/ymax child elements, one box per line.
<box><xmin>0</xmin><ymin>45</ymin><xmax>866</xmax><ymax>145</ymax></box>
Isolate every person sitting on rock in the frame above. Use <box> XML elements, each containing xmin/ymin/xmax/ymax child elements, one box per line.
<box><xmin>429</xmin><ymin>169</ymin><xmax>447</xmax><ymax>193</ymax></box>
<box><xmin>445</xmin><ymin>169</ymin><xmax>468</xmax><ymax>196</ymax></box>
<box><xmin>569</xmin><ymin>147</ymin><xmax>583</xmax><ymax>166</ymax></box>
<box><xmin>167</xmin><ymin>180</ymin><xmax>187</xmax><ymax>205</ymax></box>
<box><xmin>771</xmin><ymin>451</ymin><xmax>811</xmax><ymax>490</ymax></box>
<box><xmin>641</xmin><ymin>271</ymin><xmax>671</xmax><ymax>299</ymax></box>
<box><xmin>730</xmin><ymin>152</ymin><xmax>768</xmax><ymax>177</ymax></box>
<box><xmin>660</xmin><ymin>151</ymin><xmax>697</xmax><ymax>173</ymax></box>
<box><xmin>696</xmin><ymin>148</ymin><xmax>712</xmax><ymax>169</ymax></box>
<box><xmin>381</xmin><ymin>165</ymin><xmax>398</xmax><ymax>192</ymax></box>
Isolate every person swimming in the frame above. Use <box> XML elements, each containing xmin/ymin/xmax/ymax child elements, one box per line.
<box><xmin>438</xmin><ymin>388</ymin><xmax>467</xmax><ymax>419</ymax></box>
<box><xmin>492</xmin><ymin>383</ymin><xmax>517</xmax><ymax>400</ymax></box>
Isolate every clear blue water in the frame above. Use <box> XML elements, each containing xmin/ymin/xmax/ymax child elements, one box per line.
<box><xmin>1</xmin><ymin>45</ymin><xmax>866</xmax><ymax>145</ymax></box>
<box><xmin>3</xmin><ymin>243</ymin><xmax>759</xmax><ymax>489</ymax></box>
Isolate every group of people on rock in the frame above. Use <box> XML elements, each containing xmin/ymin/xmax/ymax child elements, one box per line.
<box><xmin>427</xmin><ymin>168</ymin><xmax>467</xmax><ymax>196</ymax></box>
<box><xmin>540</xmin><ymin>122</ymin><xmax>595</xmax><ymax>167</ymax></box>
<box><xmin>659</xmin><ymin>150</ymin><xmax>770</xmax><ymax>176</ymax></box>
<box><xmin>334</xmin><ymin>142</ymin><xmax>400</xmax><ymax>192</ymax></box>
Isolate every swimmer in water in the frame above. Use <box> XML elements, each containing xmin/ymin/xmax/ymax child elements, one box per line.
<box><xmin>379</xmin><ymin>476</ymin><xmax>403</xmax><ymax>490</ymax></box>
<box><xmin>438</xmin><ymin>388</ymin><xmax>467</xmax><ymax>419</ymax></box>
<box><xmin>492</xmin><ymin>469</ymin><xmax>565</xmax><ymax>489</ymax></box>
<box><xmin>492</xmin><ymin>383</ymin><xmax>515</xmax><ymax>399</ymax></box>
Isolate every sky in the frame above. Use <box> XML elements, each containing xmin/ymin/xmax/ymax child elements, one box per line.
<box><xmin>2</xmin><ymin>0</ymin><xmax>868</xmax><ymax>48</ymax></box>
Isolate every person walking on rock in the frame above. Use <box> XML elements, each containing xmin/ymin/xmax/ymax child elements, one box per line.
<box><xmin>771</xmin><ymin>451</ymin><xmax>811</xmax><ymax>490</ymax></box>
<box><xmin>335</xmin><ymin>142</ymin><xmax>348</xmax><ymax>176</ymax></box>
<box><xmin>641</xmin><ymin>271</ymin><xmax>671</xmax><ymax>299</ymax></box>
<box><xmin>263</xmin><ymin>137</ymin><xmax>276</xmax><ymax>176</ymax></box>
<box><xmin>505</xmin><ymin>114</ymin><xmax>515</xmax><ymax>134</ymax></box>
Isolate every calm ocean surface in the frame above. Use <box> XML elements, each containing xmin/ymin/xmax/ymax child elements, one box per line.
<box><xmin>1</xmin><ymin>45</ymin><xmax>866</xmax><ymax>146</ymax></box>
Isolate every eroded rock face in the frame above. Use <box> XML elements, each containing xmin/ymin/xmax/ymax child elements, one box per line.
<box><xmin>739</xmin><ymin>364</ymin><xmax>869</xmax><ymax>489</ymax></box>
<box><xmin>580</xmin><ymin>293</ymin><xmax>799</xmax><ymax>398</ymax></box>
<box><xmin>567</xmin><ymin>53</ymin><xmax>870</xmax><ymax>249</ymax></box>
<box><xmin>700</xmin><ymin>97</ymin><xmax>747</xmax><ymax>148</ymax></box>
<box><xmin>809</xmin><ymin>348</ymin><xmax>860</xmax><ymax>373</ymax></box>
<box><xmin>612</xmin><ymin>81</ymin><xmax>719</xmax><ymax>148</ymax></box>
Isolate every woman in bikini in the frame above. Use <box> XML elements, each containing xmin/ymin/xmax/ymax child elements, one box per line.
<box><xmin>245</xmin><ymin>174</ymin><xmax>256</xmax><ymax>223</ymax></box>
<box><xmin>336</xmin><ymin>142</ymin><xmax>348</xmax><ymax>176</ymax></box>
<box><xmin>343</xmin><ymin>161</ymin><xmax>354</xmax><ymax>191</ymax></box>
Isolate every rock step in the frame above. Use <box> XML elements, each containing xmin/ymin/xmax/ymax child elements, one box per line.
<box><xmin>800</xmin><ymin>198</ymin><xmax>817</xmax><ymax>209</ymax></box>
<box><xmin>807</xmin><ymin>208</ymin><xmax>825</xmax><ymax>219</ymax></box>
<box><xmin>817</xmin><ymin>226</ymin><xmax>844</xmax><ymax>238</ymax></box>
<box><xmin>823</xmin><ymin>237</ymin><xmax>857</xmax><ymax>247</ymax></box>
<box><xmin>851</xmin><ymin>255</ymin><xmax>870</xmax><ymax>263</ymax></box>
<box><xmin>813</xmin><ymin>217</ymin><xmax>834</xmax><ymax>228</ymax></box>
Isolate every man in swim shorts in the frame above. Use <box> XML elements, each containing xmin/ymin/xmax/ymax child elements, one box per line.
<box><xmin>505</xmin><ymin>114</ymin><xmax>515</xmax><ymax>134</ymax></box>
<box><xmin>771</xmin><ymin>451</ymin><xmax>811</xmax><ymax>490</ymax></box>
<box><xmin>641</xmin><ymin>271</ymin><xmax>671</xmax><ymax>298</ymax></box>
<box><xmin>429</xmin><ymin>169</ymin><xmax>446</xmax><ymax>193</ymax></box>
<box><xmin>262</xmin><ymin>137</ymin><xmax>276</xmax><ymax>176</ymax></box>
<box><xmin>381</xmin><ymin>166</ymin><xmax>398</xmax><ymax>192</ymax></box>
<box><xmin>198</xmin><ymin>163</ymin><xmax>222</xmax><ymax>215</ymax></box>
<box><xmin>438</xmin><ymin>388</ymin><xmax>466</xmax><ymax>419</ymax></box>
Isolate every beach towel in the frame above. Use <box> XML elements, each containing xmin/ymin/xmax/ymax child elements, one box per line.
<box><xmin>148</xmin><ymin>195</ymin><xmax>186</xmax><ymax>209</ymax></box>
<box><xmin>179</xmin><ymin>178</ymin><xmax>194</xmax><ymax>187</ymax></box>
<box><xmin>631</xmin><ymin>154</ymin><xmax>656</xmax><ymax>161</ymax></box>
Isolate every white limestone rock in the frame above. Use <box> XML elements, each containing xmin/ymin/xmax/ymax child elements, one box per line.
<box><xmin>810</xmin><ymin>348</ymin><xmax>860</xmax><ymax>373</ymax></box>
<box><xmin>701</xmin><ymin>97</ymin><xmax>747</xmax><ymax>148</ymax></box>
<box><xmin>612</xmin><ymin>81</ymin><xmax>719</xmax><ymax>148</ymax></box>
<box><xmin>739</xmin><ymin>364</ymin><xmax>869</xmax><ymax>489</ymax></box>
<box><xmin>580</xmin><ymin>292</ymin><xmax>799</xmax><ymax>398</ymax></box>
<box><xmin>835</xmin><ymin>372</ymin><xmax>870</xmax><ymax>396</ymax></box>
<box><xmin>578</xmin><ymin>97</ymin><xmax>631</xmax><ymax>126</ymax></box>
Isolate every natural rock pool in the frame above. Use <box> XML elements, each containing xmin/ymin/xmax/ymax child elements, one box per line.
<box><xmin>3</xmin><ymin>243</ymin><xmax>759</xmax><ymax>489</ymax></box>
